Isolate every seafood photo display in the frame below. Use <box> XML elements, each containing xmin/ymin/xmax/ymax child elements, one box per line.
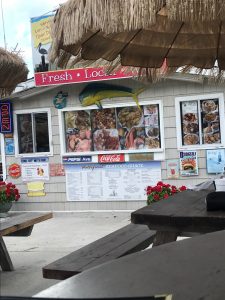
<box><xmin>64</xmin><ymin>104</ymin><xmax>162</xmax><ymax>153</ymax></box>
<box><xmin>181</xmin><ymin>101</ymin><xmax>200</xmax><ymax>146</ymax></box>
<box><xmin>201</xmin><ymin>99</ymin><xmax>221</xmax><ymax>145</ymax></box>
<box><xmin>65</xmin><ymin>111</ymin><xmax>92</xmax><ymax>152</ymax></box>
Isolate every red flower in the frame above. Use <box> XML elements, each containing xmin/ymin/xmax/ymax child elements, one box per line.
<box><xmin>0</xmin><ymin>181</ymin><xmax>20</xmax><ymax>203</ymax></box>
<box><xmin>155</xmin><ymin>185</ymin><xmax>162</xmax><ymax>192</ymax></box>
<box><xmin>179</xmin><ymin>185</ymin><xmax>187</xmax><ymax>191</ymax></box>
<box><xmin>154</xmin><ymin>194</ymin><xmax>160</xmax><ymax>200</ymax></box>
<box><xmin>146</xmin><ymin>181</ymin><xmax>187</xmax><ymax>205</ymax></box>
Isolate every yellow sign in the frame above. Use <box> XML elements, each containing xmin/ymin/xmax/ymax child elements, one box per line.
<box><xmin>31</xmin><ymin>15</ymin><xmax>53</xmax><ymax>48</ymax></box>
<box><xmin>27</xmin><ymin>181</ymin><xmax>45</xmax><ymax>197</ymax></box>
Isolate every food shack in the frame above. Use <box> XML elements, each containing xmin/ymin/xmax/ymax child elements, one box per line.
<box><xmin>1</xmin><ymin>72</ymin><xmax>225</xmax><ymax>211</ymax></box>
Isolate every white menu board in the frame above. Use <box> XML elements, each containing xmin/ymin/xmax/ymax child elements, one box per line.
<box><xmin>65</xmin><ymin>161</ymin><xmax>161</xmax><ymax>201</ymax></box>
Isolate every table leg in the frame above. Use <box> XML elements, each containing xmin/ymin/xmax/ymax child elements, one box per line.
<box><xmin>0</xmin><ymin>237</ymin><xmax>14</xmax><ymax>271</ymax></box>
<box><xmin>152</xmin><ymin>231</ymin><xmax>179</xmax><ymax>247</ymax></box>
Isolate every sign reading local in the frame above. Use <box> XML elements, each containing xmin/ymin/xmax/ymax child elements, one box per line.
<box><xmin>0</xmin><ymin>101</ymin><xmax>13</xmax><ymax>133</ymax></box>
<box><xmin>34</xmin><ymin>67</ymin><xmax>133</xmax><ymax>87</ymax></box>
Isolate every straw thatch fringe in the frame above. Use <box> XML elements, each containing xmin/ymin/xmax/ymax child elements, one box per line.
<box><xmin>51</xmin><ymin>0</ymin><xmax>165</xmax><ymax>46</ymax></box>
<box><xmin>179</xmin><ymin>65</ymin><xmax>225</xmax><ymax>84</ymax></box>
<box><xmin>48</xmin><ymin>0</ymin><xmax>225</xmax><ymax>83</ymax></box>
<box><xmin>167</xmin><ymin>0</ymin><xmax>225</xmax><ymax>21</ymax></box>
<box><xmin>0</xmin><ymin>48</ymin><xmax>28</xmax><ymax>98</ymax></box>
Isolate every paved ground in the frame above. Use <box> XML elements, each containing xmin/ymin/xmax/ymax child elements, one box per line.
<box><xmin>0</xmin><ymin>211</ymin><xmax>131</xmax><ymax>296</ymax></box>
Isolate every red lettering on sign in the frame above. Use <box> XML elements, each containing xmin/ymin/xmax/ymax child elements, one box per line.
<box><xmin>2</xmin><ymin>124</ymin><xmax>10</xmax><ymax>130</ymax></box>
<box><xmin>98</xmin><ymin>154</ymin><xmax>125</xmax><ymax>163</ymax></box>
<box><xmin>34</xmin><ymin>67</ymin><xmax>134</xmax><ymax>87</ymax></box>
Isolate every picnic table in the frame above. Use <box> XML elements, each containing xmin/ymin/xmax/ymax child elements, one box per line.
<box><xmin>35</xmin><ymin>229</ymin><xmax>225</xmax><ymax>300</ymax></box>
<box><xmin>0</xmin><ymin>211</ymin><xmax>53</xmax><ymax>271</ymax></box>
<box><xmin>131</xmin><ymin>189</ymin><xmax>225</xmax><ymax>246</ymax></box>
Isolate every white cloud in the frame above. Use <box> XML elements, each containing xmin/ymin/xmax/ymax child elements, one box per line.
<box><xmin>0</xmin><ymin>0</ymin><xmax>67</xmax><ymax>77</ymax></box>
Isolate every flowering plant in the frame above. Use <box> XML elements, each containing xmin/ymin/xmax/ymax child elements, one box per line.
<box><xmin>0</xmin><ymin>181</ymin><xmax>20</xmax><ymax>203</ymax></box>
<box><xmin>146</xmin><ymin>181</ymin><xmax>187</xmax><ymax>205</ymax></box>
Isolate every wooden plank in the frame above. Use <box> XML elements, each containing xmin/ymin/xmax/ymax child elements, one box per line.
<box><xmin>0</xmin><ymin>237</ymin><xmax>14</xmax><ymax>271</ymax></box>
<box><xmin>131</xmin><ymin>190</ymin><xmax>225</xmax><ymax>233</ymax></box>
<box><xmin>36</xmin><ymin>230</ymin><xmax>225</xmax><ymax>300</ymax></box>
<box><xmin>43</xmin><ymin>224</ymin><xmax>155</xmax><ymax>280</ymax></box>
<box><xmin>0</xmin><ymin>212</ymin><xmax>53</xmax><ymax>236</ymax></box>
<box><xmin>6</xmin><ymin>225</ymin><xmax>34</xmax><ymax>236</ymax></box>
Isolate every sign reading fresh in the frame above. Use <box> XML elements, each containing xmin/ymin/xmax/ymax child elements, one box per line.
<box><xmin>0</xmin><ymin>101</ymin><xmax>13</xmax><ymax>133</ymax></box>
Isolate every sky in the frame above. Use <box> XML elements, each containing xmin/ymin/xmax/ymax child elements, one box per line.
<box><xmin>0</xmin><ymin>0</ymin><xmax>67</xmax><ymax>78</ymax></box>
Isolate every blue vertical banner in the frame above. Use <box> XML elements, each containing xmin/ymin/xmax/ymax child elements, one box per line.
<box><xmin>0</xmin><ymin>101</ymin><xmax>13</xmax><ymax>133</ymax></box>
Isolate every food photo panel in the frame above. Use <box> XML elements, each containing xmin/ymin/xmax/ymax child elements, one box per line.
<box><xmin>200</xmin><ymin>99</ymin><xmax>221</xmax><ymax>145</ymax></box>
<box><xmin>91</xmin><ymin>108</ymin><xmax>117</xmax><ymax>130</ymax></box>
<box><xmin>64</xmin><ymin>110</ymin><xmax>92</xmax><ymax>152</ymax></box>
<box><xmin>93</xmin><ymin>129</ymin><xmax>120</xmax><ymax>151</ymax></box>
<box><xmin>116</xmin><ymin>106</ymin><xmax>144</xmax><ymax>150</ymax></box>
<box><xmin>180</xmin><ymin>101</ymin><xmax>200</xmax><ymax>146</ymax></box>
<box><xmin>143</xmin><ymin>104</ymin><xmax>161</xmax><ymax>149</ymax></box>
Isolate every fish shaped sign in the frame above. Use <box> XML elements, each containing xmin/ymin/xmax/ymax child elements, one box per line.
<box><xmin>79</xmin><ymin>83</ymin><xmax>144</xmax><ymax>109</ymax></box>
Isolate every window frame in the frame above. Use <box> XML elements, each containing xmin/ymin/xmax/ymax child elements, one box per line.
<box><xmin>59</xmin><ymin>100</ymin><xmax>165</xmax><ymax>156</ymax></box>
<box><xmin>175</xmin><ymin>93</ymin><xmax>225</xmax><ymax>150</ymax></box>
<box><xmin>0</xmin><ymin>133</ymin><xmax>6</xmax><ymax>180</ymax></box>
<box><xmin>14</xmin><ymin>108</ymin><xmax>53</xmax><ymax>157</ymax></box>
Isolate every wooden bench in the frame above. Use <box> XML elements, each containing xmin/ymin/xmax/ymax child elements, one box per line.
<box><xmin>43</xmin><ymin>223</ymin><xmax>155</xmax><ymax>280</ymax></box>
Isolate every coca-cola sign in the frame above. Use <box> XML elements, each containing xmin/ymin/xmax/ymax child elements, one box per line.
<box><xmin>98</xmin><ymin>154</ymin><xmax>125</xmax><ymax>163</ymax></box>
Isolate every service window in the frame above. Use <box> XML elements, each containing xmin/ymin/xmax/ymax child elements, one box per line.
<box><xmin>60</xmin><ymin>101</ymin><xmax>164</xmax><ymax>155</ymax></box>
<box><xmin>14</xmin><ymin>109</ymin><xmax>53</xmax><ymax>156</ymax></box>
<box><xmin>175</xmin><ymin>93</ymin><xmax>225</xmax><ymax>150</ymax></box>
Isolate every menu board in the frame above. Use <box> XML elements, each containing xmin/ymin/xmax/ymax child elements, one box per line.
<box><xmin>65</xmin><ymin>161</ymin><xmax>161</xmax><ymax>201</ymax></box>
<box><xmin>180</xmin><ymin>99</ymin><xmax>221</xmax><ymax>146</ymax></box>
<box><xmin>64</xmin><ymin>104</ymin><xmax>161</xmax><ymax>154</ymax></box>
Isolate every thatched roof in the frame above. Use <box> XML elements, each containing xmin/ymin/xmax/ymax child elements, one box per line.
<box><xmin>49</xmin><ymin>0</ymin><xmax>225</xmax><ymax>81</ymax></box>
<box><xmin>0</xmin><ymin>47</ymin><xmax>29</xmax><ymax>98</ymax></box>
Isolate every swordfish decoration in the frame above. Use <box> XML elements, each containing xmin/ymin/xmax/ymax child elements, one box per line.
<box><xmin>79</xmin><ymin>83</ymin><xmax>145</xmax><ymax>110</ymax></box>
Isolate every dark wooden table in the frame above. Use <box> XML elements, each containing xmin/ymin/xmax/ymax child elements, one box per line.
<box><xmin>0</xmin><ymin>211</ymin><xmax>53</xmax><ymax>271</ymax></box>
<box><xmin>131</xmin><ymin>189</ymin><xmax>225</xmax><ymax>246</ymax></box>
<box><xmin>35</xmin><ymin>229</ymin><xmax>225</xmax><ymax>300</ymax></box>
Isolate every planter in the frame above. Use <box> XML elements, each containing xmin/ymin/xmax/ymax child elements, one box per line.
<box><xmin>0</xmin><ymin>202</ymin><xmax>12</xmax><ymax>218</ymax></box>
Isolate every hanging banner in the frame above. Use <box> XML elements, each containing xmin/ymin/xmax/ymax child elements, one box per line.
<box><xmin>31</xmin><ymin>14</ymin><xmax>54</xmax><ymax>74</ymax></box>
<box><xmin>0</xmin><ymin>101</ymin><xmax>13</xmax><ymax>134</ymax></box>
<box><xmin>34</xmin><ymin>67</ymin><xmax>134</xmax><ymax>87</ymax></box>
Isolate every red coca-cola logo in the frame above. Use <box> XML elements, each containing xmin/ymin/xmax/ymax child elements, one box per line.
<box><xmin>8</xmin><ymin>163</ymin><xmax>21</xmax><ymax>178</ymax></box>
<box><xmin>98</xmin><ymin>154</ymin><xmax>125</xmax><ymax>163</ymax></box>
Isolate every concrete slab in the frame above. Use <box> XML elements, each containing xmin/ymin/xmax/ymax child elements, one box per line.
<box><xmin>0</xmin><ymin>211</ymin><xmax>131</xmax><ymax>296</ymax></box>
